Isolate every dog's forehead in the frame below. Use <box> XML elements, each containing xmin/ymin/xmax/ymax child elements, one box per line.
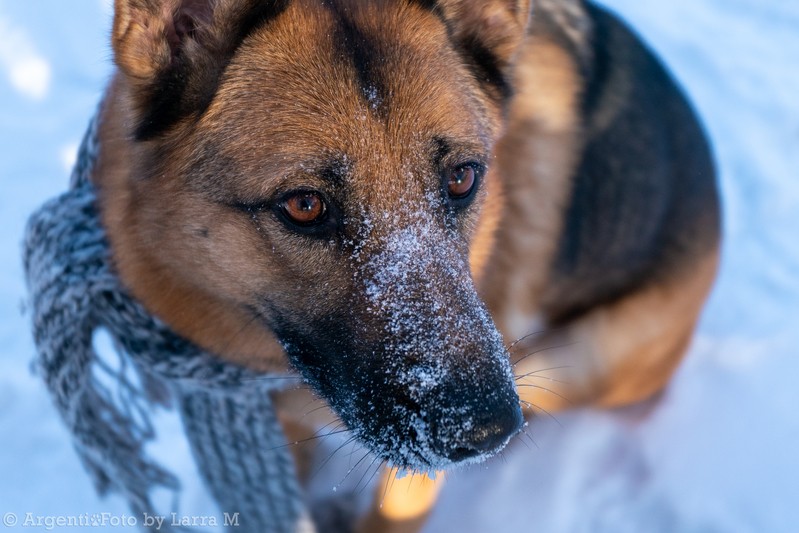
<box><xmin>200</xmin><ymin>0</ymin><xmax>495</xmax><ymax>178</ymax></box>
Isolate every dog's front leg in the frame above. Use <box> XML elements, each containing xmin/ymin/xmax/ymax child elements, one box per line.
<box><xmin>356</xmin><ymin>468</ymin><xmax>444</xmax><ymax>533</ymax></box>
<box><xmin>514</xmin><ymin>250</ymin><xmax>720</xmax><ymax>413</ymax></box>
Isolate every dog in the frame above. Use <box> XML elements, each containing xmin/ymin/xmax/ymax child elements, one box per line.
<box><xmin>94</xmin><ymin>0</ymin><xmax>720</xmax><ymax>530</ymax></box>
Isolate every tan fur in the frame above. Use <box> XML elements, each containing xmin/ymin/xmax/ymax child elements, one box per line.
<box><xmin>468</xmin><ymin>167</ymin><xmax>504</xmax><ymax>283</ymax></box>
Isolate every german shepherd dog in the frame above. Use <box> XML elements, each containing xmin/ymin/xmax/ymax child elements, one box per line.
<box><xmin>96</xmin><ymin>0</ymin><xmax>719</xmax><ymax>530</ymax></box>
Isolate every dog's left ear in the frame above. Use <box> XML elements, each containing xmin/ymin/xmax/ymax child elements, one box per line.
<box><xmin>436</xmin><ymin>0</ymin><xmax>532</xmax><ymax>97</ymax></box>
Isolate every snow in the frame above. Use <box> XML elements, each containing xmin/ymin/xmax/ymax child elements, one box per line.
<box><xmin>0</xmin><ymin>17</ymin><xmax>51</xmax><ymax>100</ymax></box>
<box><xmin>1</xmin><ymin>0</ymin><xmax>797</xmax><ymax>531</ymax></box>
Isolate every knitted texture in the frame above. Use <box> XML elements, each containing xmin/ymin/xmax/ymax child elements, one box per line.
<box><xmin>23</xmin><ymin>113</ymin><xmax>311</xmax><ymax>533</ymax></box>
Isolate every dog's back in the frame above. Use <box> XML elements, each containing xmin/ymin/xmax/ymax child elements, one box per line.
<box><xmin>485</xmin><ymin>0</ymin><xmax>719</xmax><ymax>412</ymax></box>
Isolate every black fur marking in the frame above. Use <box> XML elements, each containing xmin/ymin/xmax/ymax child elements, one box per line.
<box><xmin>136</xmin><ymin>56</ymin><xmax>194</xmax><ymax>141</ymax></box>
<box><xmin>135</xmin><ymin>0</ymin><xmax>291</xmax><ymax>140</ymax></box>
<box><xmin>406</xmin><ymin>0</ymin><xmax>441</xmax><ymax>16</ymax></box>
<box><xmin>545</xmin><ymin>4</ymin><xmax>719</xmax><ymax>322</ymax></box>
<box><xmin>450</xmin><ymin>33</ymin><xmax>513</xmax><ymax>103</ymax></box>
<box><xmin>233</xmin><ymin>0</ymin><xmax>292</xmax><ymax>46</ymax></box>
<box><xmin>331</xmin><ymin>9</ymin><xmax>390</xmax><ymax>119</ymax></box>
<box><xmin>432</xmin><ymin>136</ymin><xmax>452</xmax><ymax>167</ymax></box>
<box><xmin>406</xmin><ymin>2</ymin><xmax>510</xmax><ymax>102</ymax></box>
<box><xmin>318</xmin><ymin>158</ymin><xmax>351</xmax><ymax>188</ymax></box>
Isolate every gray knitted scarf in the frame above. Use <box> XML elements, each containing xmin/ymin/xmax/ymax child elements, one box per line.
<box><xmin>23</xmin><ymin>112</ymin><xmax>313</xmax><ymax>533</ymax></box>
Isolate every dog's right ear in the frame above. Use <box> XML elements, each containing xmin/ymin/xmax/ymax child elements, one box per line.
<box><xmin>112</xmin><ymin>0</ymin><xmax>288</xmax><ymax>139</ymax></box>
<box><xmin>112</xmin><ymin>0</ymin><xmax>214</xmax><ymax>80</ymax></box>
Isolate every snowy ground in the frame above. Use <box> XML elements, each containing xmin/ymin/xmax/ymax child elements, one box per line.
<box><xmin>1</xmin><ymin>1</ymin><xmax>797</xmax><ymax>531</ymax></box>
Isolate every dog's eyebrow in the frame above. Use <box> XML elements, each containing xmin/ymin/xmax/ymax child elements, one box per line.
<box><xmin>432</xmin><ymin>136</ymin><xmax>452</xmax><ymax>166</ymax></box>
<box><xmin>317</xmin><ymin>158</ymin><xmax>351</xmax><ymax>188</ymax></box>
<box><xmin>432</xmin><ymin>135</ymin><xmax>491</xmax><ymax>166</ymax></box>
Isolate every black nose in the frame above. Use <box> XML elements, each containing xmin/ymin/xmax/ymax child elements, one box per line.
<box><xmin>430</xmin><ymin>387</ymin><xmax>524</xmax><ymax>463</ymax></box>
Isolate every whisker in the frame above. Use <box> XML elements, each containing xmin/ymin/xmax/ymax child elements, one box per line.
<box><xmin>516</xmin><ymin>374</ymin><xmax>570</xmax><ymax>385</ymax></box>
<box><xmin>519</xmin><ymin>399</ymin><xmax>563</xmax><ymax>427</ymax></box>
<box><xmin>333</xmin><ymin>448</ymin><xmax>372</xmax><ymax>490</ymax></box>
<box><xmin>516</xmin><ymin>384</ymin><xmax>573</xmax><ymax>405</ymax></box>
<box><xmin>315</xmin><ymin>417</ymin><xmax>343</xmax><ymax>435</ymax></box>
<box><xmin>512</xmin><ymin>342</ymin><xmax>578</xmax><ymax>368</ymax></box>
<box><xmin>506</xmin><ymin>329</ymin><xmax>547</xmax><ymax>353</ymax></box>
<box><xmin>300</xmin><ymin>402</ymin><xmax>331</xmax><ymax>421</ymax></box>
<box><xmin>218</xmin><ymin>311</ymin><xmax>261</xmax><ymax>359</ymax></box>
<box><xmin>516</xmin><ymin>434</ymin><xmax>532</xmax><ymax>451</ymax></box>
<box><xmin>523</xmin><ymin>430</ymin><xmax>539</xmax><ymax>450</ymax></box>
<box><xmin>242</xmin><ymin>375</ymin><xmax>305</xmax><ymax>383</ymax></box>
<box><xmin>407</xmin><ymin>473</ymin><xmax>415</xmax><ymax>495</ymax></box>
<box><xmin>506</xmin><ymin>325</ymin><xmax>572</xmax><ymax>353</ymax></box>
<box><xmin>380</xmin><ymin>468</ymin><xmax>399</xmax><ymax>509</ymax></box>
<box><xmin>268</xmin><ymin>427</ymin><xmax>350</xmax><ymax>451</ymax></box>
<box><xmin>311</xmin><ymin>422</ymin><xmax>348</xmax><ymax>455</ymax></box>
<box><xmin>299</xmin><ymin>395</ymin><xmax>322</xmax><ymax>410</ymax></box>
<box><xmin>314</xmin><ymin>436</ymin><xmax>359</xmax><ymax>479</ymax></box>
<box><xmin>365</xmin><ymin>460</ymin><xmax>388</xmax><ymax>496</ymax></box>
<box><xmin>380</xmin><ymin>468</ymin><xmax>400</xmax><ymax>509</ymax></box>
<box><xmin>354</xmin><ymin>456</ymin><xmax>381</xmax><ymax>494</ymax></box>
<box><xmin>514</xmin><ymin>365</ymin><xmax>573</xmax><ymax>380</ymax></box>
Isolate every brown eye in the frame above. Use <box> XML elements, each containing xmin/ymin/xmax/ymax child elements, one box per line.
<box><xmin>447</xmin><ymin>164</ymin><xmax>478</xmax><ymax>199</ymax></box>
<box><xmin>281</xmin><ymin>192</ymin><xmax>326</xmax><ymax>226</ymax></box>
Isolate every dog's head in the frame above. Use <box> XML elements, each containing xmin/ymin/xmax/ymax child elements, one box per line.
<box><xmin>110</xmin><ymin>0</ymin><xmax>530</xmax><ymax>470</ymax></box>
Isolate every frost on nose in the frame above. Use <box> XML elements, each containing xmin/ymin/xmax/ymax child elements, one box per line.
<box><xmin>427</xmin><ymin>369</ymin><xmax>524</xmax><ymax>463</ymax></box>
<box><xmin>355</xmin><ymin>217</ymin><xmax>521</xmax><ymax>466</ymax></box>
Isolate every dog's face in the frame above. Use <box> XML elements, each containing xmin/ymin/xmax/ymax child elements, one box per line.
<box><xmin>111</xmin><ymin>0</ymin><xmax>529</xmax><ymax>469</ymax></box>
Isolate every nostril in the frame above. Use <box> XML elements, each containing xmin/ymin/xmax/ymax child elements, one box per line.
<box><xmin>447</xmin><ymin>446</ymin><xmax>483</xmax><ymax>462</ymax></box>
<box><xmin>442</xmin><ymin>404</ymin><xmax>524</xmax><ymax>462</ymax></box>
<box><xmin>471</xmin><ymin>425</ymin><xmax>511</xmax><ymax>452</ymax></box>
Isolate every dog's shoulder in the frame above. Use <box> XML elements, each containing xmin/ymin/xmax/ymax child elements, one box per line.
<box><xmin>483</xmin><ymin>1</ymin><xmax>719</xmax><ymax>331</ymax></box>
<box><xmin>535</xmin><ymin>1</ymin><xmax>721</xmax><ymax>323</ymax></box>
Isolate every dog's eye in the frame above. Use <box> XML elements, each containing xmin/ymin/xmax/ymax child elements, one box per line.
<box><xmin>446</xmin><ymin>163</ymin><xmax>480</xmax><ymax>201</ymax></box>
<box><xmin>280</xmin><ymin>191</ymin><xmax>327</xmax><ymax>226</ymax></box>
